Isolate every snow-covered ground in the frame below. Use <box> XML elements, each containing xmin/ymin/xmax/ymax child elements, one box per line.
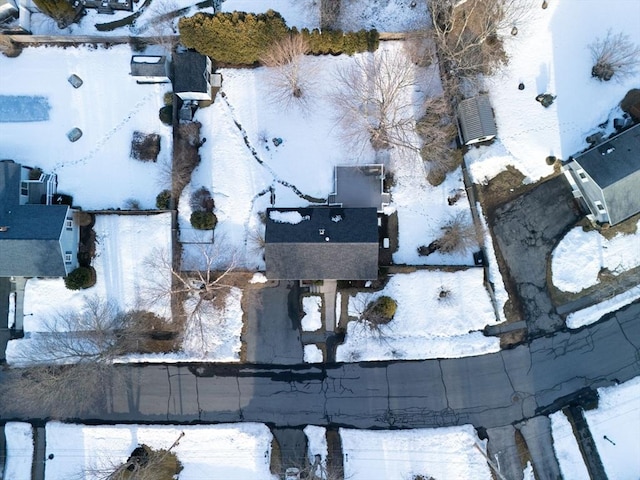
<box><xmin>566</xmin><ymin>286</ymin><xmax>640</xmax><ymax>330</ymax></box>
<box><xmin>304</xmin><ymin>344</ymin><xmax>323</xmax><ymax>363</ymax></box>
<box><xmin>552</xmin><ymin>220</ymin><xmax>640</xmax><ymax>293</ymax></box>
<box><xmin>337</xmin><ymin>0</ymin><xmax>430</xmax><ymax>32</ymax></box>
<box><xmin>465</xmin><ymin>0</ymin><xmax>640</xmax><ymax>185</ymax></box>
<box><xmin>222</xmin><ymin>0</ymin><xmax>319</xmax><ymax>29</ymax></box>
<box><xmin>337</xmin><ymin>269</ymin><xmax>500</xmax><ymax>362</ymax></box>
<box><xmin>0</xmin><ymin>45</ymin><xmax>171</xmax><ymax>210</ymax></box>
<box><xmin>44</xmin><ymin>422</ymin><xmax>276</xmax><ymax>480</ymax></box>
<box><xmin>340</xmin><ymin>425</ymin><xmax>492</xmax><ymax>480</ymax></box>
<box><xmin>584</xmin><ymin>377</ymin><xmax>640</xmax><ymax>480</ymax></box>
<box><xmin>3</xmin><ymin>422</ymin><xmax>34</xmax><ymax>480</ymax></box>
<box><xmin>550</xmin><ymin>411</ymin><xmax>590</xmax><ymax>480</ymax></box>
<box><xmin>304</xmin><ymin>425</ymin><xmax>328</xmax><ymax>477</ymax></box>
<box><xmin>301</xmin><ymin>295</ymin><xmax>322</xmax><ymax>331</ymax></box>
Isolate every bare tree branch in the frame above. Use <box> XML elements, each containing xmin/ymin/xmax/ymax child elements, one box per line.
<box><xmin>590</xmin><ymin>29</ymin><xmax>640</xmax><ymax>82</ymax></box>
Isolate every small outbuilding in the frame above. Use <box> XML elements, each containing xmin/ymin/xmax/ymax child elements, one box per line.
<box><xmin>130</xmin><ymin>55</ymin><xmax>171</xmax><ymax>84</ymax></box>
<box><xmin>564</xmin><ymin>123</ymin><xmax>640</xmax><ymax>225</ymax></box>
<box><xmin>456</xmin><ymin>95</ymin><xmax>497</xmax><ymax>146</ymax></box>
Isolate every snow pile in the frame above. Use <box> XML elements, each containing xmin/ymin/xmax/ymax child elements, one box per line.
<box><xmin>3</xmin><ymin>423</ymin><xmax>33</xmax><ymax>480</ymax></box>
<box><xmin>584</xmin><ymin>377</ymin><xmax>640</xmax><ymax>480</ymax></box>
<box><xmin>465</xmin><ymin>0</ymin><xmax>640</xmax><ymax>184</ymax></box>
<box><xmin>250</xmin><ymin>272</ymin><xmax>268</xmax><ymax>284</ymax></box>
<box><xmin>340</xmin><ymin>425</ymin><xmax>492</xmax><ymax>480</ymax></box>
<box><xmin>301</xmin><ymin>295</ymin><xmax>322</xmax><ymax>331</ymax></box>
<box><xmin>269</xmin><ymin>210</ymin><xmax>310</xmax><ymax>224</ymax></box>
<box><xmin>550</xmin><ymin>412</ymin><xmax>590</xmax><ymax>480</ymax></box>
<box><xmin>304</xmin><ymin>425</ymin><xmax>328</xmax><ymax>476</ymax></box>
<box><xmin>0</xmin><ymin>46</ymin><xmax>172</xmax><ymax>209</ymax></box>
<box><xmin>7</xmin><ymin>291</ymin><xmax>15</xmax><ymax>328</ymax></box>
<box><xmin>566</xmin><ymin>285</ymin><xmax>640</xmax><ymax>330</ymax></box>
<box><xmin>304</xmin><ymin>344</ymin><xmax>323</xmax><ymax>363</ymax></box>
<box><xmin>45</xmin><ymin>422</ymin><xmax>277</xmax><ymax>480</ymax></box>
<box><xmin>337</xmin><ymin>269</ymin><xmax>500</xmax><ymax>362</ymax></box>
<box><xmin>552</xmin><ymin>221</ymin><xmax>640</xmax><ymax>293</ymax></box>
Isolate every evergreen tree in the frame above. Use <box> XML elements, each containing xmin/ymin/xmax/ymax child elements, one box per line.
<box><xmin>33</xmin><ymin>0</ymin><xmax>81</xmax><ymax>29</ymax></box>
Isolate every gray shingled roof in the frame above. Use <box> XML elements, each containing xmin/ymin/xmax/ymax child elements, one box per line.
<box><xmin>265</xmin><ymin>207</ymin><xmax>379</xmax><ymax>280</ymax></box>
<box><xmin>457</xmin><ymin>95</ymin><xmax>497</xmax><ymax>144</ymax></box>
<box><xmin>331</xmin><ymin>165</ymin><xmax>385</xmax><ymax>211</ymax></box>
<box><xmin>0</xmin><ymin>160</ymin><xmax>68</xmax><ymax>277</ymax></box>
<box><xmin>173</xmin><ymin>51</ymin><xmax>209</xmax><ymax>94</ymax></box>
<box><xmin>130</xmin><ymin>55</ymin><xmax>169</xmax><ymax>78</ymax></box>
<box><xmin>573</xmin><ymin>123</ymin><xmax>640</xmax><ymax>224</ymax></box>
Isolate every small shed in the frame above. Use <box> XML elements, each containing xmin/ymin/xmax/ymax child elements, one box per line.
<box><xmin>130</xmin><ymin>55</ymin><xmax>171</xmax><ymax>84</ymax></box>
<box><xmin>173</xmin><ymin>51</ymin><xmax>212</xmax><ymax>102</ymax></box>
<box><xmin>456</xmin><ymin>95</ymin><xmax>497</xmax><ymax>146</ymax></box>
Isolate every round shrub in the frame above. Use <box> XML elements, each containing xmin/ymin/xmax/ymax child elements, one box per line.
<box><xmin>64</xmin><ymin>266</ymin><xmax>96</xmax><ymax>290</ymax></box>
<box><xmin>363</xmin><ymin>296</ymin><xmax>397</xmax><ymax>326</ymax></box>
<box><xmin>159</xmin><ymin>105</ymin><xmax>173</xmax><ymax>126</ymax></box>
<box><xmin>190</xmin><ymin>211</ymin><xmax>217</xmax><ymax>230</ymax></box>
<box><xmin>156</xmin><ymin>189</ymin><xmax>172</xmax><ymax>209</ymax></box>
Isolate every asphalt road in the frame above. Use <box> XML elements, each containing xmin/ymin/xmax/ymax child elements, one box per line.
<box><xmin>4</xmin><ymin>299</ymin><xmax>637</xmax><ymax>430</ymax></box>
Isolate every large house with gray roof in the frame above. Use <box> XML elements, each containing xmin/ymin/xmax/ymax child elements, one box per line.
<box><xmin>0</xmin><ymin>160</ymin><xmax>79</xmax><ymax>278</ymax></box>
<box><xmin>564</xmin><ymin>123</ymin><xmax>640</xmax><ymax>226</ymax></box>
<box><xmin>265</xmin><ymin>207</ymin><xmax>379</xmax><ymax>280</ymax></box>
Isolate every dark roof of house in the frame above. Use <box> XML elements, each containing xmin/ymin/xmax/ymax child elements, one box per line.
<box><xmin>573</xmin><ymin>123</ymin><xmax>640</xmax><ymax>188</ymax></box>
<box><xmin>130</xmin><ymin>55</ymin><xmax>169</xmax><ymax>78</ymax></box>
<box><xmin>573</xmin><ymin>124</ymin><xmax>640</xmax><ymax>224</ymax></box>
<box><xmin>330</xmin><ymin>165</ymin><xmax>385</xmax><ymax>211</ymax></box>
<box><xmin>0</xmin><ymin>160</ymin><xmax>68</xmax><ymax>277</ymax></box>
<box><xmin>173</xmin><ymin>51</ymin><xmax>209</xmax><ymax>94</ymax></box>
<box><xmin>265</xmin><ymin>207</ymin><xmax>379</xmax><ymax>280</ymax></box>
<box><xmin>457</xmin><ymin>95</ymin><xmax>497</xmax><ymax>143</ymax></box>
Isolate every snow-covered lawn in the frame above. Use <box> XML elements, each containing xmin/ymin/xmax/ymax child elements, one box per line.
<box><xmin>22</xmin><ymin>213</ymin><xmax>172</xmax><ymax>331</ymax></box>
<box><xmin>302</xmin><ymin>295</ymin><xmax>322</xmax><ymax>331</ymax></box>
<box><xmin>304</xmin><ymin>344</ymin><xmax>323</xmax><ymax>363</ymax></box>
<box><xmin>222</xmin><ymin>0</ymin><xmax>319</xmax><ymax>29</ymax></box>
<box><xmin>465</xmin><ymin>0</ymin><xmax>640</xmax><ymax>185</ymax></box>
<box><xmin>3</xmin><ymin>422</ymin><xmax>34</xmax><ymax>480</ymax></box>
<box><xmin>337</xmin><ymin>269</ymin><xmax>500</xmax><ymax>362</ymax></box>
<box><xmin>552</xmin><ymin>220</ymin><xmax>640</xmax><ymax>293</ymax></box>
<box><xmin>337</xmin><ymin>0</ymin><xmax>430</xmax><ymax>32</ymax></box>
<box><xmin>45</xmin><ymin>422</ymin><xmax>276</xmax><ymax>480</ymax></box>
<box><xmin>550</xmin><ymin>412</ymin><xmax>590</xmax><ymax>480</ymax></box>
<box><xmin>304</xmin><ymin>425</ymin><xmax>328</xmax><ymax>477</ymax></box>
<box><xmin>340</xmin><ymin>425</ymin><xmax>492</xmax><ymax>480</ymax></box>
<box><xmin>0</xmin><ymin>45</ymin><xmax>171</xmax><ymax>209</ymax></box>
<box><xmin>584</xmin><ymin>377</ymin><xmax>640</xmax><ymax>480</ymax></box>
<box><xmin>566</xmin><ymin>286</ymin><xmax>640</xmax><ymax>330</ymax></box>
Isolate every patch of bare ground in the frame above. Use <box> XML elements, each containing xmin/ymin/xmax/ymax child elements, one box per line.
<box><xmin>500</xmin><ymin>329</ymin><xmax>526</xmax><ymax>349</ymax></box>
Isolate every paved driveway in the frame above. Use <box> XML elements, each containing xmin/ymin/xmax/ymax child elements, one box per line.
<box><xmin>490</xmin><ymin>175</ymin><xmax>580</xmax><ymax>337</ymax></box>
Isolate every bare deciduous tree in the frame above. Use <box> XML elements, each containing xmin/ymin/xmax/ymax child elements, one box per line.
<box><xmin>589</xmin><ymin>29</ymin><xmax>640</xmax><ymax>82</ymax></box>
<box><xmin>332</xmin><ymin>48</ymin><xmax>425</xmax><ymax>154</ymax></box>
<box><xmin>428</xmin><ymin>0</ymin><xmax>534</xmax><ymax>80</ymax></box>
<box><xmin>436</xmin><ymin>211</ymin><xmax>482</xmax><ymax>254</ymax></box>
<box><xmin>261</xmin><ymin>34</ymin><xmax>317</xmax><ymax>111</ymax></box>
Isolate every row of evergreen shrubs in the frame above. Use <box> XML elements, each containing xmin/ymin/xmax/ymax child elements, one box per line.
<box><xmin>179</xmin><ymin>10</ymin><xmax>379</xmax><ymax>65</ymax></box>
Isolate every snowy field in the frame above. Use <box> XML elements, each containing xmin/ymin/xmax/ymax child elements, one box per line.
<box><xmin>340</xmin><ymin>425</ymin><xmax>492</xmax><ymax>480</ymax></box>
<box><xmin>584</xmin><ymin>377</ymin><xmax>640</xmax><ymax>480</ymax></box>
<box><xmin>465</xmin><ymin>0</ymin><xmax>640</xmax><ymax>185</ymax></box>
<box><xmin>337</xmin><ymin>269</ymin><xmax>500</xmax><ymax>362</ymax></box>
<box><xmin>44</xmin><ymin>422</ymin><xmax>276</xmax><ymax>480</ymax></box>
<box><xmin>551</xmin><ymin>220</ymin><xmax>640</xmax><ymax>293</ymax></box>
<box><xmin>3</xmin><ymin>422</ymin><xmax>34</xmax><ymax>480</ymax></box>
<box><xmin>0</xmin><ymin>45</ymin><xmax>172</xmax><ymax>210</ymax></box>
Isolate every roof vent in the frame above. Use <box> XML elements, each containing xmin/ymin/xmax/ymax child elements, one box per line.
<box><xmin>325</xmin><ymin>236</ymin><xmax>330</xmax><ymax>242</ymax></box>
<box><xmin>0</xmin><ymin>226</ymin><xmax>9</xmax><ymax>232</ymax></box>
<box><xmin>319</xmin><ymin>228</ymin><xmax>325</xmax><ymax>235</ymax></box>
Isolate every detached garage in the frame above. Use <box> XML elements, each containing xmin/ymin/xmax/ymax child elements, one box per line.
<box><xmin>457</xmin><ymin>95</ymin><xmax>497</xmax><ymax>146</ymax></box>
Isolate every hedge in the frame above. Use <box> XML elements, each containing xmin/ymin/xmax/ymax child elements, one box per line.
<box><xmin>156</xmin><ymin>190</ymin><xmax>172</xmax><ymax>209</ymax></box>
<box><xmin>179</xmin><ymin>11</ymin><xmax>379</xmax><ymax>65</ymax></box>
